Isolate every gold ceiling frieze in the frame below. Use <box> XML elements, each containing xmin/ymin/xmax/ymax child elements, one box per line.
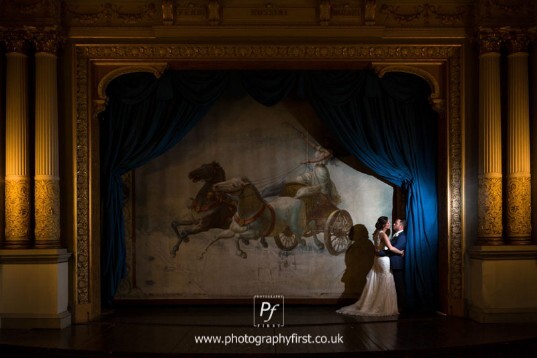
<box><xmin>0</xmin><ymin>0</ymin><xmax>60</xmax><ymax>25</ymax></box>
<box><xmin>62</xmin><ymin>1</ymin><xmax>159</xmax><ymax>26</ymax></box>
<box><xmin>0</xmin><ymin>1</ymin><xmax>533</xmax><ymax>39</ymax></box>
<box><xmin>76</xmin><ymin>43</ymin><xmax>459</xmax><ymax>60</ymax></box>
<box><xmin>484</xmin><ymin>0</ymin><xmax>532</xmax><ymax>17</ymax></box>
<box><xmin>379</xmin><ymin>2</ymin><xmax>471</xmax><ymax>27</ymax></box>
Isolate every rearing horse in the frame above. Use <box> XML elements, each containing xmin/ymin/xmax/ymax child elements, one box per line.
<box><xmin>170</xmin><ymin>162</ymin><xmax>236</xmax><ymax>257</ymax></box>
<box><xmin>200</xmin><ymin>177</ymin><xmax>306</xmax><ymax>259</ymax></box>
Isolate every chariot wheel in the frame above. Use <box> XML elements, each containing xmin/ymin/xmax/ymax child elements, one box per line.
<box><xmin>274</xmin><ymin>227</ymin><xmax>299</xmax><ymax>251</ymax></box>
<box><xmin>324</xmin><ymin>210</ymin><xmax>353</xmax><ymax>255</ymax></box>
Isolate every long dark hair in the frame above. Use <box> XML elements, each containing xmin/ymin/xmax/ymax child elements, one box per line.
<box><xmin>374</xmin><ymin>216</ymin><xmax>389</xmax><ymax>230</ymax></box>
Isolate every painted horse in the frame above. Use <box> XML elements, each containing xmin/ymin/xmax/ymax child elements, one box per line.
<box><xmin>170</xmin><ymin>161</ymin><xmax>236</xmax><ymax>257</ymax></box>
<box><xmin>200</xmin><ymin>177</ymin><xmax>307</xmax><ymax>259</ymax></box>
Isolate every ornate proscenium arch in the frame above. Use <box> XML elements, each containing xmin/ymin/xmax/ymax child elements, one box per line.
<box><xmin>74</xmin><ymin>44</ymin><xmax>463</xmax><ymax>323</ymax></box>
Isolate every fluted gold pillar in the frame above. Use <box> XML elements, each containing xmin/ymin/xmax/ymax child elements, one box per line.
<box><xmin>34</xmin><ymin>32</ymin><xmax>61</xmax><ymax>248</ymax></box>
<box><xmin>4</xmin><ymin>31</ymin><xmax>31</xmax><ymax>248</ymax></box>
<box><xmin>506</xmin><ymin>32</ymin><xmax>532</xmax><ymax>245</ymax></box>
<box><xmin>476</xmin><ymin>30</ymin><xmax>503</xmax><ymax>245</ymax></box>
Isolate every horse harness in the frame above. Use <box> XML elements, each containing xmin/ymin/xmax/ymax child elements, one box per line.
<box><xmin>233</xmin><ymin>202</ymin><xmax>276</xmax><ymax>238</ymax></box>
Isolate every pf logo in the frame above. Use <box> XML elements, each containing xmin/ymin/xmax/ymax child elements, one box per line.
<box><xmin>253</xmin><ymin>295</ymin><xmax>284</xmax><ymax>327</ymax></box>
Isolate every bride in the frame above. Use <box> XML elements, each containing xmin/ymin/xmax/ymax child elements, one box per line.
<box><xmin>337</xmin><ymin>216</ymin><xmax>404</xmax><ymax>316</ymax></box>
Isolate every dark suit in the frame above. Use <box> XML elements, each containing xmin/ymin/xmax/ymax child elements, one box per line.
<box><xmin>379</xmin><ymin>231</ymin><xmax>406</xmax><ymax>312</ymax></box>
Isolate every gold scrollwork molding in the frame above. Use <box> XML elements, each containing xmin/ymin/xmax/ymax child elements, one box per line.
<box><xmin>34</xmin><ymin>177</ymin><xmax>61</xmax><ymax>246</ymax></box>
<box><xmin>477</xmin><ymin>175</ymin><xmax>503</xmax><ymax>243</ymax></box>
<box><xmin>77</xmin><ymin>44</ymin><xmax>459</xmax><ymax>60</ymax></box>
<box><xmin>379</xmin><ymin>3</ymin><xmax>469</xmax><ymax>26</ymax></box>
<box><xmin>76</xmin><ymin>55</ymin><xmax>90</xmax><ymax>305</ymax></box>
<box><xmin>4</xmin><ymin>176</ymin><xmax>31</xmax><ymax>246</ymax></box>
<box><xmin>447</xmin><ymin>50</ymin><xmax>463</xmax><ymax>301</ymax></box>
<box><xmin>506</xmin><ymin>175</ymin><xmax>531</xmax><ymax>242</ymax></box>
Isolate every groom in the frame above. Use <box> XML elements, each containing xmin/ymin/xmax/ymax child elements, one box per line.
<box><xmin>380</xmin><ymin>218</ymin><xmax>407</xmax><ymax>312</ymax></box>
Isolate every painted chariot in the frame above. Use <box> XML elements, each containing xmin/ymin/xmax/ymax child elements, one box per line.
<box><xmin>274</xmin><ymin>182</ymin><xmax>353</xmax><ymax>255</ymax></box>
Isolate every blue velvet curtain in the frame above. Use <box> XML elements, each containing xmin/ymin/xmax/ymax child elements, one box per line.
<box><xmin>100</xmin><ymin>71</ymin><xmax>229</xmax><ymax>304</ymax></box>
<box><xmin>304</xmin><ymin>71</ymin><xmax>439</xmax><ymax>312</ymax></box>
<box><xmin>101</xmin><ymin>70</ymin><xmax>438</xmax><ymax>311</ymax></box>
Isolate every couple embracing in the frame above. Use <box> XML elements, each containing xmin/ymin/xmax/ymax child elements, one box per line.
<box><xmin>337</xmin><ymin>217</ymin><xmax>407</xmax><ymax>317</ymax></box>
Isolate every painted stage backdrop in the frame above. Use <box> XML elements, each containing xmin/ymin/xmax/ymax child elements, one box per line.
<box><xmin>116</xmin><ymin>93</ymin><xmax>392</xmax><ymax>300</ymax></box>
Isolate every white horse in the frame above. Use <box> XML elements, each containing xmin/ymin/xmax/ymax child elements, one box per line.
<box><xmin>200</xmin><ymin>177</ymin><xmax>306</xmax><ymax>259</ymax></box>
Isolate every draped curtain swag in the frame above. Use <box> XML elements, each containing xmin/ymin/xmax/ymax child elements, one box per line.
<box><xmin>101</xmin><ymin>70</ymin><xmax>438</xmax><ymax>312</ymax></box>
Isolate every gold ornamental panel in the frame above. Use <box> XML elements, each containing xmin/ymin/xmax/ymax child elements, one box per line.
<box><xmin>477</xmin><ymin>175</ymin><xmax>503</xmax><ymax>242</ymax></box>
<box><xmin>35</xmin><ymin>177</ymin><xmax>61</xmax><ymax>245</ymax></box>
<box><xmin>506</xmin><ymin>175</ymin><xmax>531</xmax><ymax>240</ymax></box>
<box><xmin>5</xmin><ymin>176</ymin><xmax>31</xmax><ymax>245</ymax></box>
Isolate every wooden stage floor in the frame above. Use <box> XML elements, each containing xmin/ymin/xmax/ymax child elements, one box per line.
<box><xmin>1</xmin><ymin>305</ymin><xmax>536</xmax><ymax>357</ymax></box>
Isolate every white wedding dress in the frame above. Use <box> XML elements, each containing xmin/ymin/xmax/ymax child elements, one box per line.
<box><xmin>337</xmin><ymin>231</ymin><xmax>399</xmax><ymax>316</ymax></box>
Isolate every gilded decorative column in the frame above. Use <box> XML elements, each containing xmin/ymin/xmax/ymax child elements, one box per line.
<box><xmin>4</xmin><ymin>30</ymin><xmax>31</xmax><ymax>248</ymax></box>
<box><xmin>476</xmin><ymin>30</ymin><xmax>503</xmax><ymax>245</ymax></box>
<box><xmin>34</xmin><ymin>30</ymin><xmax>62</xmax><ymax>248</ymax></box>
<box><xmin>505</xmin><ymin>31</ymin><xmax>532</xmax><ymax>244</ymax></box>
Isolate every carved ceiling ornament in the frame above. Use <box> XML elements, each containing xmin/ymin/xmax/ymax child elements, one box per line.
<box><xmin>162</xmin><ymin>0</ymin><xmax>174</xmax><ymax>24</ymax></box>
<box><xmin>379</xmin><ymin>2</ymin><xmax>469</xmax><ymax>26</ymax></box>
<box><xmin>73</xmin><ymin>43</ymin><xmax>464</xmax><ymax>314</ymax></box>
<box><xmin>0</xmin><ymin>0</ymin><xmax>60</xmax><ymax>23</ymax></box>
<box><xmin>207</xmin><ymin>0</ymin><xmax>220</xmax><ymax>25</ymax></box>
<box><xmin>485</xmin><ymin>0</ymin><xmax>532</xmax><ymax>16</ymax></box>
<box><xmin>364</xmin><ymin>0</ymin><xmax>376</xmax><ymax>25</ymax></box>
<box><xmin>62</xmin><ymin>1</ymin><xmax>157</xmax><ymax>25</ymax></box>
<box><xmin>0</xmin><ymin>1</ymin><xmax>534</xmax><ymax>30</ymax></box>
<box><xmin>319</xmin><ymin>0</ymin><xmax>331</xmax><ymax>26</ymax></box>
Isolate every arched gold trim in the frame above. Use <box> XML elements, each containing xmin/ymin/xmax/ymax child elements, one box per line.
<box><xmin>375</xmin><ymin>65</ymin><xmax>443</xmax><ymax>111</ymax></box>
<box><xmin>96</xmin><ymin>64</ymin><xmax>168</xmax><ymax>100</ymax></box>
<box><xmin>376</xmin><ymin>65</ymin><xmax>440</xmax><ymax>98</ymax></box>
